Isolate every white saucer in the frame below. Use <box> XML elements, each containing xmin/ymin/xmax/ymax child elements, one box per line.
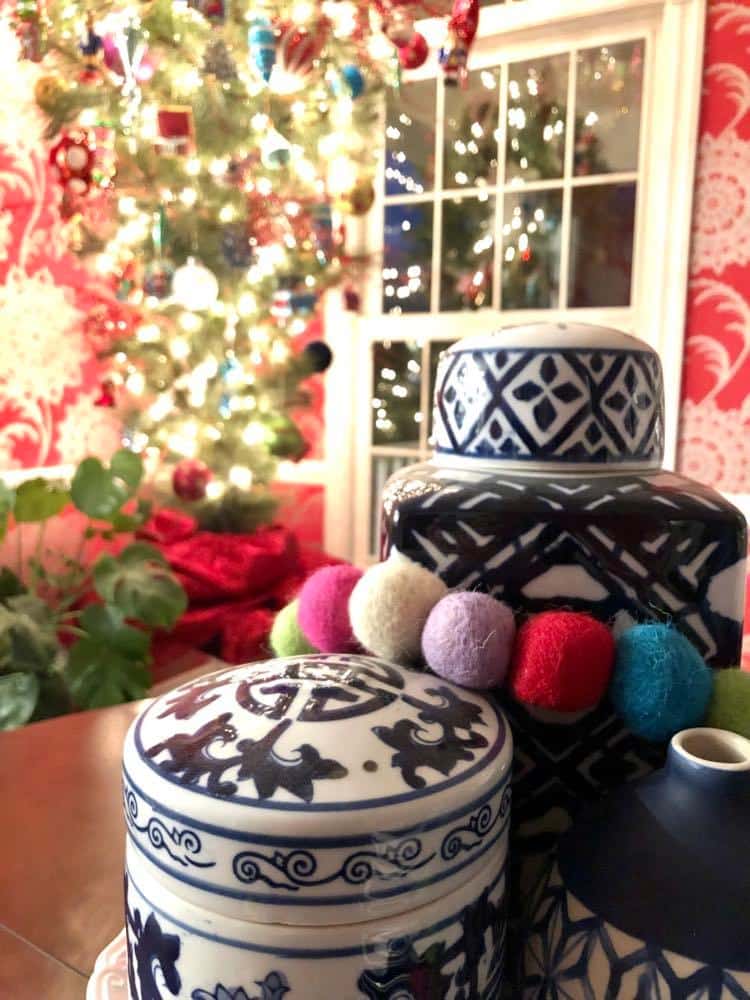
<box><xmin>86</xmin><ymin>930</ymin><xmax>128</xmax><ymax>1000</ymax></box>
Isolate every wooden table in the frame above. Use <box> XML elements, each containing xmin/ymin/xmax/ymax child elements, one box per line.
<box><xmin>0</xmin><ymin>701</ymin><xmax>146</xmax><ymax>999</ymax></box>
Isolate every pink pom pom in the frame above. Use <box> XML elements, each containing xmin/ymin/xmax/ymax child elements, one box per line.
<box><xmin>298</xmin><ymin>565</ymin><xmax>363</xmax><ymax>654</ymax></box>
<box><xmin>422</xmin><ymin>592</ymin><xmax>515</xmax><ymax>690</ymax></box>
<box><xmin>509</xmin><ymin>610</ymin><xmax>614</xmax><ymax>712</ymax></box>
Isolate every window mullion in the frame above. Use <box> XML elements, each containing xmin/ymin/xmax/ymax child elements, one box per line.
<box><xmin>430</xmin><ymin>79</ymin><xmax>446</xmax><ymax>315</ymax></box>
<box><xmin>493</xmin><ymin>61</ymin><xmax>509</xmax><ymax>313</ymax></box>
<box><xmin>557</xmin><ymin>48</ymin><xmax>578</xmax><ymax>311</ymax></box>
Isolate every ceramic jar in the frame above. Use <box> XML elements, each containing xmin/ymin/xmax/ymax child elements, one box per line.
<box><xmin>122</xmin><ymin>653</ymin><xmax>513</xmax><ymax>999</ymax></box>
<box><xmin>381</xmin><ymin>324</ymin><xmax>746</xmax><ymax>862</ymax></box>
<box><xmin>521</xmin><ymin>727</ymin><xmax>750</xmax><ymax>997</ymax></box>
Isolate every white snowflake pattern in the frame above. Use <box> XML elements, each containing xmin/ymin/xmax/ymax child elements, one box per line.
<box><xmin>0</xmin><ymin>267</ymin><xmax>87</xmax><ymax>404</ymax></box>
<box><xmin>691</xmin><ymin>129</ymin><xmax>750</xmax><ymax>275</ymax></box>
<box><xmin>0</xmin><ymin>20</ymin><xmax>45</xmax><ymax>150</ymax></box>
<box><xmin>56</xmin><ymin>390</ymin><xmax>123</xmax><ymax>465</ymax></box>
<box><xmin>678</xmin><ymin>397</ymin><xmax>750</xmax><ymax>493</ymax></box>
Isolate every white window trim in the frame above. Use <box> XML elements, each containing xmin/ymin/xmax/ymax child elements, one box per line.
<box><xmin>322</xmin><ymin>0</ymin><xmax>706</xmax><ymax>562</ymax></box>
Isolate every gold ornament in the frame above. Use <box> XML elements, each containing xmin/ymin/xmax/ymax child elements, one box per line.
<box><xmin>34</xmin><ymin>73</ymin><xmax>67</xmax><ymax>109</ymax></box>
<box><xmin>334</xmin><ymin>177</ymin><xmax>375</xmax><ymax>217</ymax></box>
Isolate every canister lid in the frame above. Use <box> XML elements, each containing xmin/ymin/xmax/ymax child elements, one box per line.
<box><xmin>432</xmin><ymin>323</ymin><xmax>664</xmax><ymax>469</ymax></box>
<box><xmin>122</xmin><ymin>654</ymin><xmax>512</xmax><ymax>926</ymax></box>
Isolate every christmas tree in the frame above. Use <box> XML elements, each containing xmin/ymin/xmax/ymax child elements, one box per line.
<box><xmin>20</xmin><ymin>0</ymin><xmax>394</xmax><ymax>532</ymax></box>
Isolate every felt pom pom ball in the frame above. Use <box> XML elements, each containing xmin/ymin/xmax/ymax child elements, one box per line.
<box><xmin>298</xmin><ymin>565</ymin><xmax>363</xmax><ymax>654</ymax></box>
<box><xmin>348</xmin><ymin>552</ymin><xmax>447</xmax><ymax>664</ymax></box>
<box><xmin>422</xmin><ymin>592</ymin><xmax>515</xmax><ymax>689</ymax></box>
<box><xmin>509</xmin><ymin>611</ymin><xmax>615</xmax><ymax>713</ymax></box>
<box><xmin>611</xmin><ymin>624</ymin><xmax>713</xmax><ymax>741</ymax></box>
<box><xmin>270</xmin><ymin>599</ymin><xmax>317</xmax><ymax>658</ymax></box>
<box><xmin>706</xmin><ymin>668</ymin><xmax>750</xmax><ymax>739</ymax></box>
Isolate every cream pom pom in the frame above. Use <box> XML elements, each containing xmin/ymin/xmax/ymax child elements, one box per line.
<box><xmin>348</xmin><ymin>551</ymin><xmax>448</xmax><ymax>663</ymax></box>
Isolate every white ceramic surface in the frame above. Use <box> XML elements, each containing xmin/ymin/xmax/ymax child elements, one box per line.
<box><xmin>87</xmin><ymin>931</ymin><xmax>128</xmax><ymax>1000</ymax></box>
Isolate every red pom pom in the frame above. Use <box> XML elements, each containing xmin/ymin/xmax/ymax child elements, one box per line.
<box><xmin>509</xmin><ymin>611</ymin><xmax>615</xmax><ymax>712</ymax></box>
<box><xmin>298</xmin><ymin>564</ymin><xmax>363</xmax><ymax>654</ymax></box>
<box><xmin>398</xmin><ymin>32</ymin><xmax>429</xmax><ymax>70</ymax></box>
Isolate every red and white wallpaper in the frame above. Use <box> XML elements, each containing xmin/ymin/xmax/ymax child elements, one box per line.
<box><xmin>677</xmin><ymin>0</ymin><xmax>750</xmax><ymax>492</ymax></box>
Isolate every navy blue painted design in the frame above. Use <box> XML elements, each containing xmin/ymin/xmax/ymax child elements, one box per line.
<box><xmin>191</xmin><ymin>973</ymin><xmax>290</xmax><ymax>1000</ymax></box>
<box><xmin>522</xmin><ymin>864</ymin><xmax>750</xmax><ymax>998</ymax></box>
<box><xmin>123</xmin><ymin>763</ymin><xmax>509</xmax><ymax>850</ymax></box>
<box><xmin>233</xmin><ymin>836</ymin><xmax>432</xmax><ymax>891</ymax></box>
<box><xmin>124</xmin><ymin>787</ymin><xmax>216</xmax><ymax>870</ymax></box>
<box><xmin>125</xmin><ymin>873</ymin><xmax>182</xmax><ymax>1000</ymax></box>
<box><xmin>556</xmin><ymin>735</ymin><xmax>750</xmax><ymax>973</ymax></box>
<box><xmin>441</xmin><ymin>784</ymin><xmax>512</xmax><ymax>862</ymax></box>
<box><xmin>134</xmin><ymin>689</ymin><xmax>506</xmax><ymax>812</ymax></box>
<box><xmin>127</xmin><ymin>806</ymin><xmax>510</xmax><ymax>906</ymax></box>
<box><xmin>434</xmin><ymin>346</ymin><xmax>664</xmax><ymax>464</ymax></box>
<box><xmin>125</xmin><ymin>859</ymin><xmax>507</xmax><ymax>960</ymax></box>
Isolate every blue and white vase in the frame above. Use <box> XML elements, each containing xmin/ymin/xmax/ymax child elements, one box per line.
<box><xmin>521</xmin><ymin>727</ymin><xmax>750</xmax><ymax>998</ymax></box>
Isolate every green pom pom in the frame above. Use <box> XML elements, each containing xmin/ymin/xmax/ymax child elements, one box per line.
<box><xmin>707</xmin><ymin>668</ymin><xmax>750</xmax><ymax>739</ymax></box>
<box><xmin>270</xmin><ymin>599</ymin><xmax>317</xmax><ymax>657</ymax></box>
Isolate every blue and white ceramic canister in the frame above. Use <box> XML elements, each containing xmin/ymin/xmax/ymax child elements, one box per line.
<box><xmin>122</xmin><ymin>654</ymin><xmax>513</xmax><ymax>999</ymax></box>
<box><xmin>522</xmin><ymin>727</ymin><xmax>750</xmax><ymax>997</ymax></box>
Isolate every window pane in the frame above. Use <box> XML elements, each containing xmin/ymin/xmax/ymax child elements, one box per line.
<box><xmin>506</xmin><ymin>54</ymin><xmax>568</xmax><ymax>182</ymax></box>
<box><xmin>372</xmin><ymin>342</ymin><xmax>423</xmax><ymax>446</ymax></box>
<box><xmin>428</xmin><ymin>340</ymin><xmax>450</xmax><ymax>442</ymax></box>
<box><xmin>569</xmin><ymin>183</ymin><xmax>636</xmax><ymax>307</ymax></box>
<box><xmin>383</xmin><ymin>203</ymin><xmax>433</xmax><ymax>313</ymax></box>
<box><xmin>443</xmin><ymin>67</ymin><xmax>500</xmax><ymax>189</ymax></box>
<box><xmin>385</xmin><ymin>78</ymin><xmax>436</xmax><ymax>196</ymax></box>
<box><xmin>574</xmin><ymin>41</ymin><xmax>644</xmax><ymax>176</ymax></box>
<box><xmin>441</xmin><ymin>195</ymin><xmax>495</xmax><ymax>311</ymax></box>
<box><xmin>502</xmin><ymin>190</ymin><xmax>562</xmax><ymax>309</ymax></box>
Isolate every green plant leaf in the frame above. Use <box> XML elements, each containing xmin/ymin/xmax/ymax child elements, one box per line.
<box><xmin>0</xmin><ymin>606</ymin><xmax>58</xmax><ymax>674</ymax></box>
<box><xmin>65</xmin><ymin>637</ymin><xmax>151</xmax><ymax>709</ymax></box>
<box><xmin>0</xmin><ymin>482</ymin><xmax>14</xmax><ymax>541</ymax></box>
<box><xmin>0</xmin><ymin>568</ymin><xmax>25</xmax><ymax>601</ymax></box>
<box><xmin>32</xmin><ymin>672</ymin><xmax>73</xmax><ymax>722</ymax></box>
<box><xmin>79</xmin><ymin>603</ymin><xmax>150</xmax><ymax>659</ymax></box>
<box><xmin>71</xmin><ymin>458</ymin><xmax>130</xmax><ymax>520</ymax></box>
<box><xmin>110</xmin><ymin>449</ymin><xmax>144</xmax><ymax>490</ymax></box>
<box><xmin>93</xmin><ymin>543</ymin><xmax>186</xmax><ymax>629</ymax></box>
<box><xmin>13</xmin><ymin>478</ymin><xmax>69</xmax><ymax>523</ymax></box>
<box><xmin>0</xmin><ymin>672</ymin><xmax>39</xmax><ymax>730</ymax></box>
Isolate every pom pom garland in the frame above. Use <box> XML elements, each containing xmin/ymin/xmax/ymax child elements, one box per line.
<box><xmin>269</xmin><ymin>599</ymin><xmax>317</xmax><ymax>658</ymax></box>
<box><xmin>298</xmin><ymin>565</ymin><xmax>363</xmax><ymax>654</ymax></box>
<box><xmin>422</xmin><ymin>592</ymin><xmax>515</xmax><ymax>689</ymax></box>
<box><xmin>610</xmin><ymin>624</ymin><xmax>713</xmax><ymax>742</ymax></box>
<box><xmin>509</xmin><ymin>611</ymin><xmax>615</xmax><ymax>713</ymax></box>
<box><xmin>348</xmin><ymin>552</ymin><xmax>447</xmax><ymax>664</ymax></box>
<box><xmin>706</xmin><ymin>668</ymin><xmax>750</xmax><ymax>740</ymax></box>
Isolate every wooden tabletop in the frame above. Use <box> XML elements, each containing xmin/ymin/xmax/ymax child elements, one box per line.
<box><xmin>0</xmin><ymin>701</ymin><xmax>146</xmax><ymax>999</ymax></box>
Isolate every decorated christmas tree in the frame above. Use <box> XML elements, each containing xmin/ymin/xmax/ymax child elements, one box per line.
<box><xmin>19</xmin><ymin>0</ymin><xmax>395</xmax><ymax>531</ymax></box>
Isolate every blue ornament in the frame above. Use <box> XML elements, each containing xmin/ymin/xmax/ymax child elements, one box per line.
<box><xmin>219</xmin><ymin>393</ymin><xmax>232</xmax><ymax>419</ymax></box>
<box><xmin>610</xmin><ymin>624</ymin><xmax>713</xmax><ymax>742</ymax></box>
<box><xmin>248</xmin><ymin>15</ymin><xmax>276</xmax><ymax>83</ymax></box>
<box><xmin>219</xmin><ymin>357</ymin><xmax>242</xmax><ymax>383</ymax></box>
<box><xmin>143</xmin><ymin>259</ymin><xmax>175</xmax><ymax>299</ymax></box>
<box><xmin>333</xmin><ymin>64</ymin><xmax>364</xmax><ymax>100</ymax></box>
<box><xmin>289</xmin><ymin>290</ymin><xmax>318</xmax><ymax>315</ymax></box>
<box><xmin>221</xmin><ymin>223</ymin><xmax>254</xmax><ymax>268</ymax></box>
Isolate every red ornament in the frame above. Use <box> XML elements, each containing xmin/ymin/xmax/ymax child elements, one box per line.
<box><xmin>94</xmin><ymin>378</ymin><xmax>116</xmax><ymax>407</ymax></box>
<box><xmin>509</xmin><ymin>611</ymin><xmax>615</xmax><ymax>713</ymax></box>
<box><xmin>397</xmin><ymin>32</ymin><xmax>429</xmax><ymax>70</ymax></box>
<box><xmin>49</xmin><ymin>128</ymin><xmax>96</xmax><ymax>196</ymax></box>
<box><xmin>277</xmin><ymin>20</ymin><xmax>327</xmax><ymax>79</ymax></box>
<box><xmin>172</xmin><ymin>459</ymin><xmax>212</xmax><ymax>502</ymax></box>
<box><xmin>449</xmin><ymin>0</ymin><xmax>480</xmax><ymax>46</ymax></box>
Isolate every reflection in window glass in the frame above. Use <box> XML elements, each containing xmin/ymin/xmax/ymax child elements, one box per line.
<box><xmin>443</xmin><ymin>67</ymin><xmax>500</xmax><ymax>189</ymax></box>
<box><xmin>383</xmin><ymin>203</ymin><xmax>433</xmax><ymax>313</ymax></box>
<box><xmin>441</xmin><ymin>195</ymin><xmax>495</xmax><ymax>311</ymax></box>
<box><xmin>502</xmin><ymin>190</ymin><xmax>563</xmax><ymax>309</ymax></box>
<box><xmin>575</xmin><ymin>41</ymin><xmax>644</xmax><ymax>176</ymax></box>
<box><xmin>385</xmin><ymin>78</ymin><xmax>436</xmax><ymax>196</ymax></box>
<box><xmin>506</xmin><ymin>54</ymin><xmax>568</xmax><ymax>182</ymax></box>
<box><xmin>569</xmin><ymin>183</ymin><xmax>636</xmax><ymax>307</ymax></box>
<box><xmin>372</xmin><ymin>342</ymin><xmax>423</xmax><ymax>446</ymax></box>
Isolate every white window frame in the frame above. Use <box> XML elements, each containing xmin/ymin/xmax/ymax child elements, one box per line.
<box><xmin>323</xmin><ymin>0</ymin><xmax>706</xmax><ymax>564</ymax></box>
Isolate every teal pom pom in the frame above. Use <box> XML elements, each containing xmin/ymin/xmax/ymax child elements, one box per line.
<box><xmin>611</xmin><ymin>624</ymin><xmax>713</xmax><ymax>741</ymax></box>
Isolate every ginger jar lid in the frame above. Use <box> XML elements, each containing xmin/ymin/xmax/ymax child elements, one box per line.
<box><xmin>122</xmin><ymin>654</ymin><xmax>512</xmax><ymax>926</ymax></box>
<box><xmin>432</xmin><ymin>323</ymin><xmax>665</xmax><ymax>470</ymax></box>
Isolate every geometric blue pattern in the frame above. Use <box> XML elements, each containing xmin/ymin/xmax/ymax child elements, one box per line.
<box><xmin>520</xmin><ymin>865</ymin><xmax>750</xmax><ymax>999</ymax></box>
<box><xmin>434</xmin><ymin>347</ymin><xmax>664</xmax><ymax>465</ymax></box>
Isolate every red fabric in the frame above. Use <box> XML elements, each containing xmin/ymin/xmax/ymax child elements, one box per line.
<box><xmin>140</xmin><ymin>509</ymin><xmax>342</xmax><ymax>664</ymax></box>
<box><xmin>509</xmin><ymin>611</ymin><xmax>615</xmax><ymax>713</ymax></box>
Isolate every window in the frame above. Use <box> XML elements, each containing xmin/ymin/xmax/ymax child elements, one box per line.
<box><xmin>323</xmin><ymin>0</ymin><xmax>706</xmax><ymax>564</ymax></box>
